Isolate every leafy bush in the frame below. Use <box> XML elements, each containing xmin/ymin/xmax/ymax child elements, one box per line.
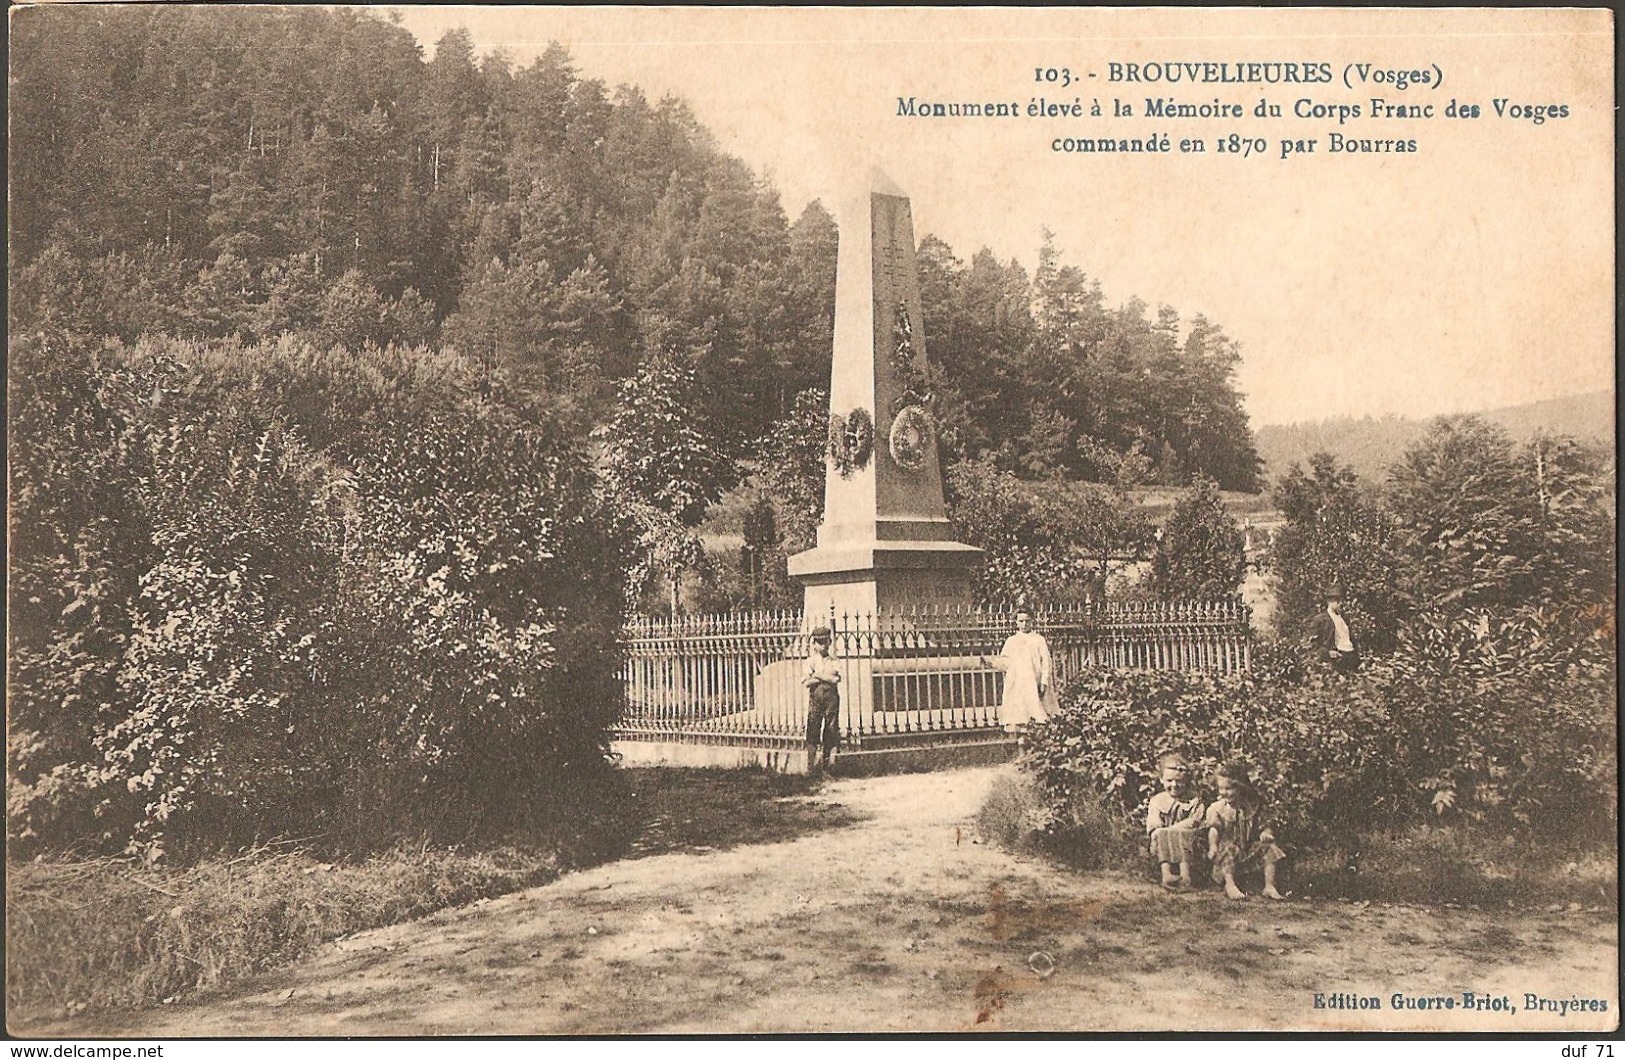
<box><xmin>103</xmin><ymin>407</ymin><xmax>349</xmax><ymax>853</ymax></box>
<box><xmin>974</xmin><ymin>770</ymin><xmax>1141</xmax><ymax>871</ymax></box>
<box><xmin>1379</xmin><ymin>607</ymin><xmax>1617</xmax><ymax>837</ymax></box>
<box><xmin>7</xmin><ymin>330</ymin><xmax>633</xmax><ymax>860</ymax></box>
<box><xmin>973</xmin><ymin>771</ymin><xmax>1054</xmax><ymax>854</ymax></box>
<box><xmin>9</xmin><ymin>331</ymin><xmax>164</xmax><ymax>850</ymax></box>
<box><xmin>1022</xmin><ymin>610</ymin><xmax>1616</xmax><ymax>864</ymax></box>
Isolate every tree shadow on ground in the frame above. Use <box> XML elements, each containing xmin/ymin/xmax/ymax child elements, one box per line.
<box><xmin>616</xmin><ymin>768</ymin><xmax>867</xmax><ymax>859</ymax></box>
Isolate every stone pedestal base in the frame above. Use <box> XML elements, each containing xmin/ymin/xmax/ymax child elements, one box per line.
<box><xmin>788</xmin><ymin>539</ymin><xmax>982</xmax><ymax>621</ymax></box>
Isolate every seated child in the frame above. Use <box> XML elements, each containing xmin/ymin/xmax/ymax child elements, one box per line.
<box><xmin>1145</xmin><ymin>753</ymin><xmax>1206</xmax><ymax>890</ymax></box>
<box><xmin>1206</xmin><ymin>759</ymin><xmax>1287</xmax><ymax>901</ymax></box>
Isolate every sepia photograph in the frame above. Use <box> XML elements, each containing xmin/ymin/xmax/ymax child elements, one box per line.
<box><xmin>6</xmin><ymin>4</ymin><xmax>1617</xmax><ymax>1038</ymax></box>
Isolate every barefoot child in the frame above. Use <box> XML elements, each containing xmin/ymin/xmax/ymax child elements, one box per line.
<box><xmin>1205</xmin><ymin>760</ymin><xmax>1286</xmax><ymax>900</ymax></box>
<box><xmin>1146</xmin><ymin>754</ymin><xmax>1206</xmax><ymax>890</ymax></box>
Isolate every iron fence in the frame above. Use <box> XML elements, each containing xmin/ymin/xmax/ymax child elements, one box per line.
<box><xmin>618</xmin><ymin>601</ymin><xmax>1251</xmax><ymax>743</ymax></box>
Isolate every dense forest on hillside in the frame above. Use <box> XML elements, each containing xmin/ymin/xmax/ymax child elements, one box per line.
<box><xmin>10</xmin><ymin>6</ymin><xmax>1261</xmax><ymax>493</ymax></box>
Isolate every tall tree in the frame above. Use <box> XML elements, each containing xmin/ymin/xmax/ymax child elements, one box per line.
<box><xmin>1387</xmin><ymin>416</ymin><xmax>1612</xmax><ymax>612</ymax></box>
<box><xmin>1269</xmin><ymin>452</ymin><xmax>1406</xmax><ymax>650</ymax></box>
<box><xmin>1150</xmin><ymin>476</ymin><xmax>1246</xmax><ymax>601</ymax></box>
<box><xmin>600</xmin><ymin>351</ymin><xmax>730</xmax><ymax>528</ymax></box>
<box><xmin>750</xmin><ymin>388</ymin><xmax>829</xmax><ymax>552</ymax></box>
<box><xmin>599</xmin><ymin>351</ymin><xmax>731</xmax><ymax>614</ymax></box>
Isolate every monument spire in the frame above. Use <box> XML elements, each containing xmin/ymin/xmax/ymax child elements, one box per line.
<box><xmin>788</xmin><ymin>172</ymin><xmax>982</xmax><ymax>617</ymax></box>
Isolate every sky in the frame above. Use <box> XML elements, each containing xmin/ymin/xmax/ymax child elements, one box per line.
<box><xmin>392</xmin><ymin>7</ymin><xmax>1614</xmax><ymax>428</ymax></box>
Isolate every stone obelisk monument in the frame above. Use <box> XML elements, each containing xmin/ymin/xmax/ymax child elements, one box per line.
<box><xmin>788</xmin><ymin>171</ymin><xmax>982</xmax><ymax>617</ymax></box>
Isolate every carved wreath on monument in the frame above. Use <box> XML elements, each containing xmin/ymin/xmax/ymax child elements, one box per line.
<box><xmin>887</xmin><ymin>299</ymin><xmax>934</xmax><ymax>471</ymax></box>
<box><xmin>888</xmin><ymin>405</ymin><xmax>932</xmax><ymax>470</ymax></box>
<box><xmin>827</xmin><ymin>407</ymin><xmax>874</xmax><ymax>477</ymax></box>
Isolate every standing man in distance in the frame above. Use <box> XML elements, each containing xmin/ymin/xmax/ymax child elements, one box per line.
<box><xmin>1310</xmin><ymin>586</ymin><xmax>1359</xmax><ymax>674</ymax></box>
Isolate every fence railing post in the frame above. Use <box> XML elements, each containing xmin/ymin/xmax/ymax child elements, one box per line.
<box><xmin>614</xmin><ymin>598</ymin><xmax>1251</xmax><ymax>738</ymax></box>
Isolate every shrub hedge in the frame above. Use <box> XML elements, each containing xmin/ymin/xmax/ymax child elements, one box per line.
<box><xmin>8</xmin><ymin>329</ymin><xmax>634</xmax><ymax>861</ymax></box>
<box><xmin>1022</xmin><ymin>610</ymin><xmax>1616</xmax><ymax>858</ymax></box>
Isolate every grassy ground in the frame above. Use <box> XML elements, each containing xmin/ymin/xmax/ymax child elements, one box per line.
<box><xmin>4</xmin><ymin>769</ymin><xmax>823</xmax><ymax>1027</ymax></box>
<box><xmin>6</xmin><ymin>843</ymin><xmax>574</xmax><ymax>1023</ymax></box>
<box><xmin>16</xmin><ymin>766</ymin><xmax>1617</xmax><ymax>1036</ymax></box>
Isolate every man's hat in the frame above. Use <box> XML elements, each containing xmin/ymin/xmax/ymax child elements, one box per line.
<box><xmin>1324</xmin><ymin>584</ymin><xmax>1345</xmax><ymax>600</ymax></box>
<box><xmin>810</xmin><ymin>625</ymin><xmax>833</xmax><ymax>642</ymax></box>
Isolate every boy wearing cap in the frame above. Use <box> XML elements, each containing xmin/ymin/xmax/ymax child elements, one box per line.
<box><xmin>803</xmin><ymin>626</ymin><xmax>842</xmax><ymax>774</ymax></box>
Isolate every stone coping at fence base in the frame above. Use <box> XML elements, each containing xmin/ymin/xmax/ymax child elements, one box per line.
<box><xmin>610</xmin><ymin>728</ymin><xmax>1018</xmax><ymax>777</ymax></box>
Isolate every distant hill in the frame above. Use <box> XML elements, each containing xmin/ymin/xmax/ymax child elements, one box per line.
<box><xmin>1254</xmin><ymin>390</ymin><xmax>1614</xmax><ymax>486</ymax></box>
<box><xmin>1485</xmin><ymin>390</ymin><xmax>1615</xmax><ymax>443</ymax></box>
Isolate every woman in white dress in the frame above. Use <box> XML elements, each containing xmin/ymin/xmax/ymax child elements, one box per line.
<box><xmin>981</xmin><ymin>610</ymin><xmax>1056</xmax><ymax>732</ymax></box>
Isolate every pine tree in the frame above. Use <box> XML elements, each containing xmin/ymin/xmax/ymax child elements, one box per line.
<box><xmin>315</xmin><ymin>269</ymin><xmax>389</xmax><ymax>350</ymax></box>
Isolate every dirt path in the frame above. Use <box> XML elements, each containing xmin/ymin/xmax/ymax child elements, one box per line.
<box><xmin>53</xmin><ymin>766</ymin><xmax>1618</xmax><ymax>1035</ymax></box>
